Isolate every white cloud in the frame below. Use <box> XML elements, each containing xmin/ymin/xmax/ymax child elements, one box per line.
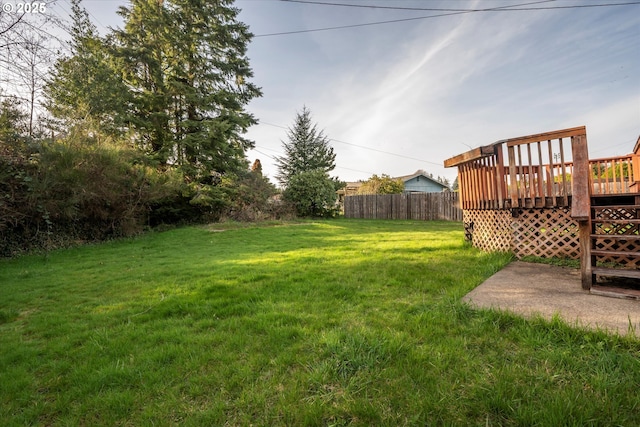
<box><xmin>240</xmin><ymin>1</ymin><xmax>640</xmax><ymax>183</ymax></box>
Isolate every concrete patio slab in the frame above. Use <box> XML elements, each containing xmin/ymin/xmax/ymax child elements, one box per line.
<box><xmin>462</xmin><ymin>261</ymin><xmax>640</xmax><ymax>337</ymax></box>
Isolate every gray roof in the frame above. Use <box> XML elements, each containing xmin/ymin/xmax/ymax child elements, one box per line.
<box><xmin>393</xmin><ymin>170</ymin><xmax>448</xmax><ymax>188</ymax></box>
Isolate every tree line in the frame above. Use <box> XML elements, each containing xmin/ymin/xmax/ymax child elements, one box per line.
<box><xmin>1</xmin><ymin>0</ymin><xmax>452</xmax><ymax>257</ymax></box>
<box><xmin>0</xmin><ymin>0</ymin><xmax>284</xmax><ymax>256</ymax></box>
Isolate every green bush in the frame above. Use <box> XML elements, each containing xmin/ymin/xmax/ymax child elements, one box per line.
<box><xmin>283</xmin><ymin>169</ymin><xmax>339</xmax><ymax>218</ymax></box>
<box><xmin>0</xmin><ymin>138</ymin><xmax>182</xmax><ymax>256</ymax></box>
<box><xmin>225</xmin><ymin>169</ymin><xmax>283</xmax><ymax>221</ymax></box>
<box><xmin>357</xmin><ymin>174</ymin><xmax>404</xmax><ymax>194</ymax></box>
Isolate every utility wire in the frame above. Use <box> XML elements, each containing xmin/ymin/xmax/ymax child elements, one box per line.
<box><xmin>281</xmin><ymin>0</ymin><xmax>553</xmax><ymax>12</ymax></box>
<box><xmin>252</xmin><ymin>145</ymin><xmax>378</xmax><ymax>176</ymax></box>
<box><xmin>258</xmin><ymin>121</ymin><xmax>444</xmax><ymax>167</ymax></box>
<box><xmin>256</xmin><ymin>1</ymin><xmax>640</xmax><ymax>37</ymax></box>
<box><xmin>281</xmin><ymin>0</ymin><xmax>640</xmax><ymax>12</ymax></box>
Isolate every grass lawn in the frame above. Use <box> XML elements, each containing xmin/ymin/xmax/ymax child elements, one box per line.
<box><xmin>1</xmin><ymin>219</ymin><xmax>639</xmax><ymax>426</ymax></box>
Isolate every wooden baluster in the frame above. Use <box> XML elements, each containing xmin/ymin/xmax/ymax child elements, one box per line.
<box><xmin>484</xmin><ymin>157</ymin><xmax>493</xmax><ymax>209</ymax></box>
<box><xmin>508</xmin><ymin>145</ymin><xmax>518</xmax><ymax>208</ymax></box>
<box><xmin>517</xmin><ymin>144</ymin><xmax>525</xmax><ymax>207</ymax></box>
<box><xmin>624</xmin><ymin>157</ymin><xmax>631</xmax><ymax>192</ymax></box>
<box><xmin>617</xmin><ymin>158</ymin><xmax>624</xmax><ymax>193</ymax></box>
<box><xmin>495</xmin><ymin>146</ymin><xmax>506</xmax><ymax>209</ymax></box>
<box><xmin>612</xmin><ymin>159</ymin><xmax>618</xmax><ymax>194</ymax></box>
<box><xmin>603</xmin><ymin>161</ymin><xmax>613</xmax><ymax>194</ymax></box>
<box><xmin>459</xmin><ymin>166</ymin><xmax>466</xmax><ymax>210</ymax></box>
<box><xmin>593</xmin><ymin>162</ymin><xmax>602</xmax><ymax>194</ymax></box>
<box><xmin>632</xmin><ymin>153</ymin><xmax>640</xmax><ymax>190</ymax></box>
<box><xmin>466</xmin><ymin>164</ymin><xmax>473</xmax><ymax>210</ymax></box>
<box><xmin>491</xmin><ymin>156</ymin><xmax>498</xmax><ymax>209</ymax></box>
<box><xmin>471</xmin><ymin>162</ymin><xmax>480</xmax><ymax>210</ymax></box>
<box><xmin>478</xmin><ymin>158</ymin><xmax>484</xmax><ymax>209</ymax></box>
<box><xmin>547</xmin><ymin>140</ymin><xmax>555</xmax><ymax>205</ymax></box>
<box><xmin>558</xmin><ymin>138</ymin><xmax>569</xmax><ymax>206</ymax></box>
<box><xmin>527</xmin><ymin>142</ymin><xmax>535</xmax><ymax>202</ymax></box>
<box><xmin>537</xmin><ymin>141</ymin><xmax>545</xmax><ymax>205</ymax></box>
<box><xmin>476</xmin><ymin>161</ymin><xmax>484</xmax><ymax>209</ymax></box>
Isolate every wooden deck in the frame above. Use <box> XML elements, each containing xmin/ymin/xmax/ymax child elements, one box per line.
<box><xmin>445</xmin><ymin>127</ymin><xmax>640</xmax><ymax>291</ymax></box>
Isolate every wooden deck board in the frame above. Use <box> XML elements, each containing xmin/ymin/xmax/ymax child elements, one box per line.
<box><xmin>592</xmin><ymin>267</ymin><xmax>640</xmax><ymax>279</ymax></box>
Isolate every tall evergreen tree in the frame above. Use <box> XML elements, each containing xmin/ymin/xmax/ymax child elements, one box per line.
<box><xmin>113</xmin><ymin>0</ymin><xmax>262</xmax><ymax>179</ymax></box>
<box><xmin>275</xmin><ymin>106</ymin><xmax>336</xmax><ymax>187</ymax></box>
<box><xmin>0</xmin><ymin>96</ymin><xmax>27</xmax><ymax>144</ymax></box>
<box><xmin>44</xmin><ymin>0</ymin><xmax>129</xmax><ymax>137</ymax></box>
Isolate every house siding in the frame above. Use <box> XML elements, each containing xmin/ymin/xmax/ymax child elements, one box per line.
<box><xmin>403</xmin><ymin>176</ymin><xmax>447</xmax><ymax>193</ymax></box>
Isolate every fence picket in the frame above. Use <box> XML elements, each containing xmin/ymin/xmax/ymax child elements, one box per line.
<box><xmin>344</xmin><ymin>193</ymin><xmax>462</xmax><ymax>221</ymax></box>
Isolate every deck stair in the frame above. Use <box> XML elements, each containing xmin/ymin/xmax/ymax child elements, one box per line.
<box><xmin>590</xmin><ymin>195</ymin><xmax>640</xmax><ymax>284</ymax></box>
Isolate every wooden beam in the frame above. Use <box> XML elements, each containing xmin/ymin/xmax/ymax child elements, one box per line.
<box><xmin>444</xmin><ymin>147</ymin><xmax>482</xmax><ymax>168</ymax></box>
<box><xmin>505</xmin><ymin>126</ymin><xmax>586</xmax><ymax>147</ymax></box>
<box><xmin>444</xmin><ymin>143</ymin><xmax>499</xmax><ymax>167</ymax></box>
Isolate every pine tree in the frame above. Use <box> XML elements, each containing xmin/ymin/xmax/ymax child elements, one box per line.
<box><xmin>44</xmin><ymin>0</ymin><xmax>129</xmax><ymax>138</ymax></box>
<box><xmin>113</xmin><ymin>0</ymin><xmax>262</xmax><ymax>179</ymax></box>
<box><xmin>275</xmin><ymin>106</ymin><xmax>336</xmax><ymax>187</ymax></box>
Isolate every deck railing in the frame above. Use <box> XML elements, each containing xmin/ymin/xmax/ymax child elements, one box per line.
<box><xmin>445</xmin><ymin>127</ymin><xmax>590</xmax><ymax>212</ymax></box>
<box><xmin>589</xmin><ymin>154</ymin><xmax>636</xmax><ymax>195</ymax></box>
<box><xmin>504</xmin><ymin>128</ymin><xmax>584</xmax><ymax>211</ymax></box>
<box><xmin>444</xmin><ymin>127</ymin><xmax>639</xmax><ymax>290</ymax></box>
<box><xmin>446</xmin><ymin>127</ymin><xmax>639</xmax><ymax>213</ymax></box>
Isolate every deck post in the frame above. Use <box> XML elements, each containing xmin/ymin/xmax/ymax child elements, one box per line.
<box><xmin>578</xmin><ymin>219</ymin><xmax>592</xmax><ymax>290</ymax></box>
<box><xmin>570</xmin><ymin>131</ymin><xmax>592</xmax><ymax>289</ymax></box>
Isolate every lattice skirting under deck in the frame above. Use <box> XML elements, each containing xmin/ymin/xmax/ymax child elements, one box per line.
<box><xmin>463</xmin><ymin>210</ymin><xmax>512</xmax><ymax>253</ymax></box>
<box><xmin>464</xmin><ymin>208</ymin><xmax>580</xmax><ymax>259</ymax></box>
<box><xmin>511</xmin><ymin>208</ymin><xmax>580</xmax><ymax>259</ymax></box>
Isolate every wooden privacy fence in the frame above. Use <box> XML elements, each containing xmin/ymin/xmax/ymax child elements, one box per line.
<box><xmin>344</xmin><ymin>192</ymin><xmax>462</xmax><ymax>221</ymax></box>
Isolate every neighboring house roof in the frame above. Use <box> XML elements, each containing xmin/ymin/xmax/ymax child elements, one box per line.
<box><xmin>634</xmin><ymin>135</ymin><xmax>639</xmax><ymax>155</ymax></box>
<box><xmin>337</xmin><ymin>171</ymin><xmax>449</xmax><ymax>196</ymax></box>
<box><xmin>394</xmin><ymin>170</ymin><xmax>449</xmax><ymax>192</ymax></box>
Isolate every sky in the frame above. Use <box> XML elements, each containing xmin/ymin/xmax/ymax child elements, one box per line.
<box><xmin>48</xmin><ymin>0</ymin><xmax>640</xmax><ymax>185</ymax></box>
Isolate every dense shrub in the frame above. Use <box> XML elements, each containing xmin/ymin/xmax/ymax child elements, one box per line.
<box><xmin>357</xmin><ymin>174</ymin><xmax>404</xmax><ymax>194</ymax></box>
<box><xmin>1</xmin><ymin>137</ymin><xmax>289</xmax><ymax>256</ymax></box>
<box><xmin>283</xmin><ymin>169</ymin><xmax>340</xmax><ymax>218</ymax></box>
<box><xmin>225</xmin><ymin>169</ymin><xmax>282</xmax><ymax>221</ymax></box>
<box><xmin>0</xmin><ymin>139</ymin><xmax>183</xmax><ymax>256</ymax></box>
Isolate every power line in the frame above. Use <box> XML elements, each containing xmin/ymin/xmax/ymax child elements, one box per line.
<box><xmin>589</xmin><ymin>138</ymin><xmax>637</xmax><ymax>154</ymax></box>
<box><xmin>258</xmin><ymin>121</ymin><xmax>444</xmax><ymax>167</ymax></box>
<box><xmin>280</xmin><ymin>0</ymin><xmax>554</xmax><ymax>12</ymax></box>
<box><xmin>330</xmin><ymin>137</ymin><xmax>443</xmax><ymax>167</ymax></box>
<box><xmin>252</xmin><ymin>145</ymin><xmax>377</xmax><ymax>177</ymax></box>
<box><xmin>281</xmin><ymin>0</ymin><xmax>640</xmax><ymax>12</ymax></box>
<box><xmin>256</xmin><ymin>1</ymin><xmax>640</xmax><ymax>37</ymax></box>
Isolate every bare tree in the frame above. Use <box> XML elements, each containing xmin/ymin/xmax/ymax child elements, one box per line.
<box><xmin>1</xmin><ymin>1</ymin><xmax>62</xmax><ymax>137</ymax></box>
